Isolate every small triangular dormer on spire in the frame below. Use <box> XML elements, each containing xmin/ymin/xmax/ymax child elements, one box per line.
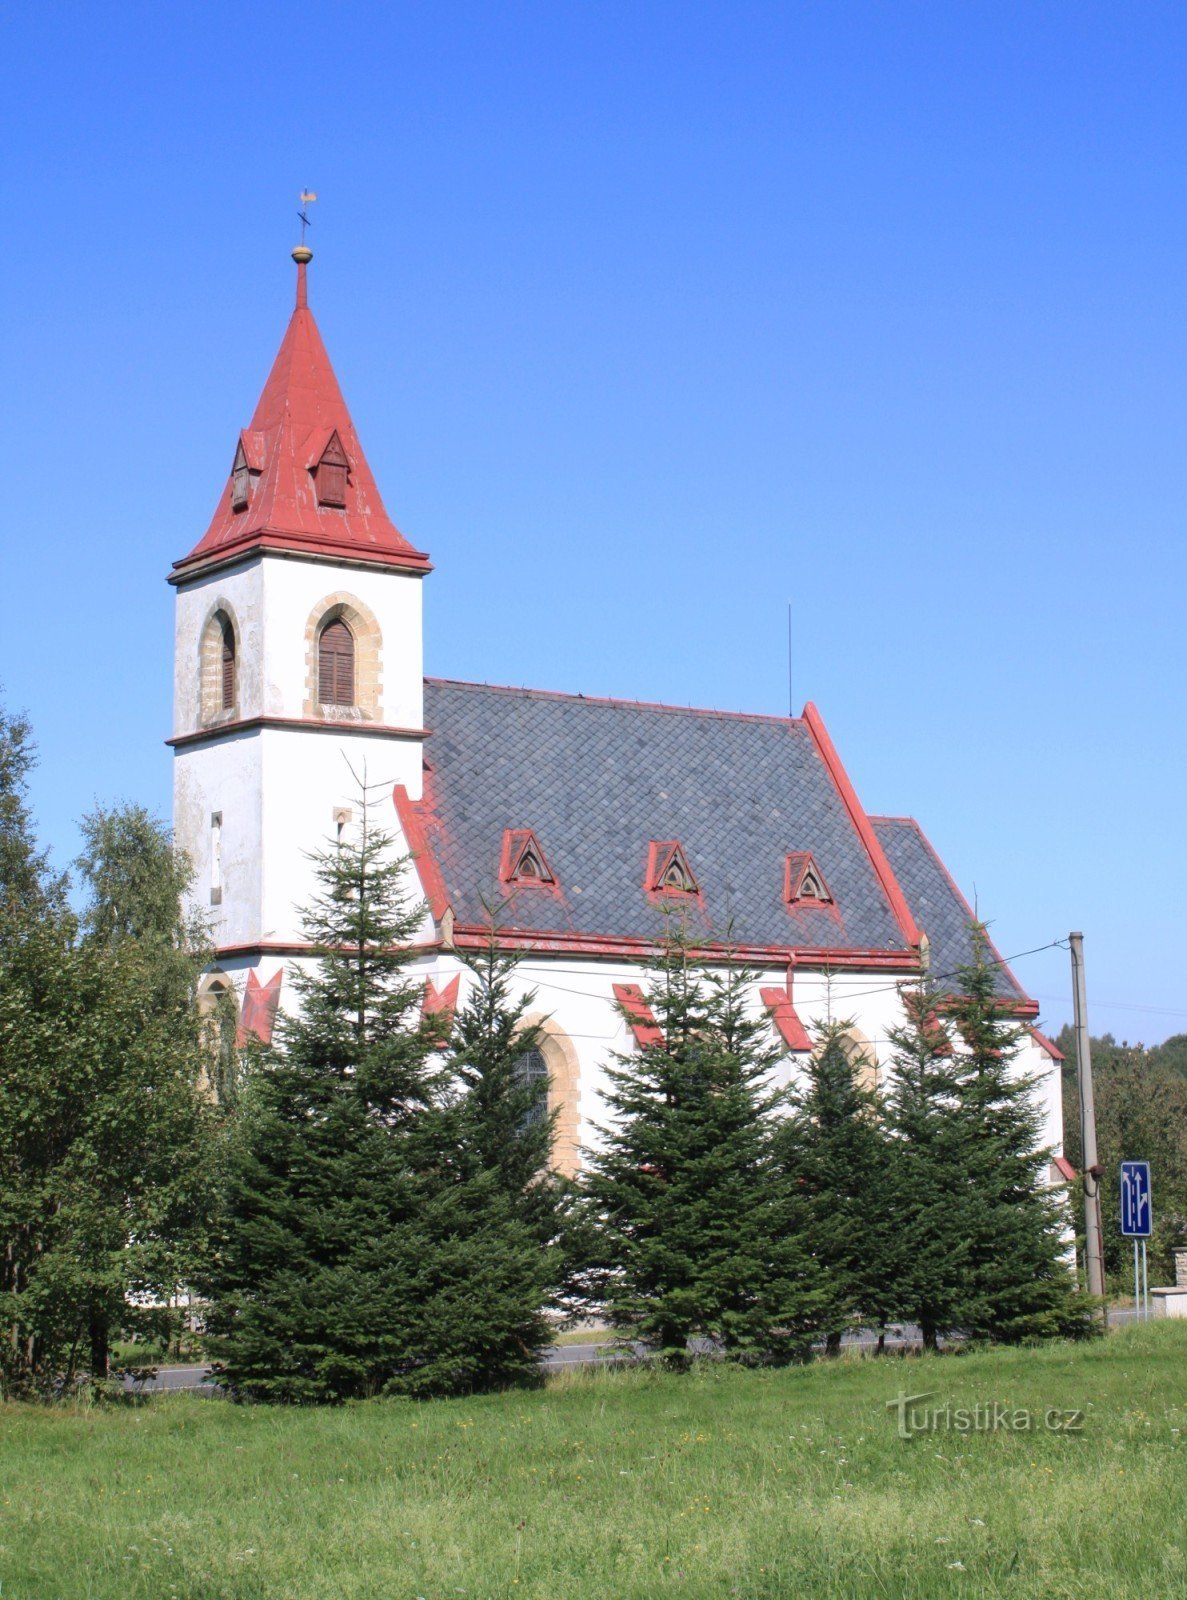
<box><xmin>500</xmin><ymin>828</ymin><xmax>556</xmax><ymax>888</ymax></box>
<box><xmin>784</xmin><ymin>851</ymin><xmax>832</xmax><ymax>907</ymax></box>
<box><xmin>647</xmin><ymin>839</ymin><xmax>699</xmax><ymax>898</ymax></box>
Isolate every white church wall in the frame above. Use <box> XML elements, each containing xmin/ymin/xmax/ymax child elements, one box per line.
<box><xmin>224</xmin><ymin>942</ymin><xmax>1065</xmax><ymax>1177</ymax></box>
<box><xmin>174</xmin><ymin>729</ymin><xmax>263</xmax><ymax>948</ymax></box>
<box><xmin>257</xmin><ymin>726</ymin><xmax>423</xmax><ymax>946</ymax></box>
<box><xmin>173</xmin><ymin>559</ymin><xmax>265</xmax><ymax>732</ymax></box>
<box><xmin>256</xmin><ymin>555</ymin><xmax>425</xmax><ymax>731</ymax></box>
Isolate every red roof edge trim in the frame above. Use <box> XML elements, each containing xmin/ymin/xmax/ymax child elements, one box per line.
<box><xmin>1052</xmin><ymin>1153</ymin><xmax>1078</xmax><ymax>1183</ymax></box>
<box><xmin>393</xmin><ymin>783</ymin><xmax>450</xmax><ymax>921</ymax></box>
<box><xmin>1029</xmin><ymin>1025</ymin><xmax>1065</xmax><ymax>1062</ymax></box>
<box><xmin>759</xmin><ymin>986</ymin><xmax>812</xmax><ymax>1051</ymax></box>
<box><xmin>171</xmin><ymin>529</ymin><xmax>432</xmax><ymax>580</ymax></box>
<box><xmin>422</xmin><ymin>975</ymin><xmax>460</xmax><ymax>1025</ymax></box>
<box><xmin>612</xmin><ymin>983</ymin><xmax>665</xmax><ymax>1048</ymax></box>
<box><xmin>236</xmin><ymin>968</ymin><xmax>283</xmax><ymax>1046</ymax></box>
<box><xmin>801</xmin><ymin>703</ymin><xmax>920</xmax><ymax>948</ymax></box>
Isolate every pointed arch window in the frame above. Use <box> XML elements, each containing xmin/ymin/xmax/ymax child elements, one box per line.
<box><xmin>512</xmin><ymin>1047</ymin><xmax>550</xmax><ymax>1129</ymax></box>
<box><xmin>220</xmin><ymin>617</ymin><xmax>236</xmax><ymax>710</ymax></box>
<box><xmin>318</xmin><ymin>618</ymin><xmax>355</xmax><ymax>706</ymax></box>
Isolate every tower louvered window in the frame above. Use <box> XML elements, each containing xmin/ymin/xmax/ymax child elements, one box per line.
<box><xmin>220</xmin><ymin>619</ymin><xmax>236</xmax><ymax>710</ymax></box>
<box><xmin>318</xmin><ymin>618</ymin><xmax>355</xmax><ymax>706</ymax></box>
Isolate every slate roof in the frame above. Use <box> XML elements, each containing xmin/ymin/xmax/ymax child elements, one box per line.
<box><xmin>419</xmin><ymin>679</ymin><xmax>929</xmax><ymax>958</ymax></box>
<box><xmin>871</xmin><ymin>816</ymin><xmax>1025</xmax><ymax>1002</ymax></box>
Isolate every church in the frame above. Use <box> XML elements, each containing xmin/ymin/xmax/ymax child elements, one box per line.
<box><xmin>170</xmin><ymin>244</ymin><xmax>1066</xmax><ymax>1176</ymax></box>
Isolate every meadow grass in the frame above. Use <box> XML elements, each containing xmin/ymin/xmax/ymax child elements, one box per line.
<box><xmin>1</xmin><ymin>1322</ymin><xmax>1185</xmax><ymax>1599</ymax></box>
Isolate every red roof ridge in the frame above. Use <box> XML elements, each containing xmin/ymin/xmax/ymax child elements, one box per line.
<box><xmin>423</xmin><ymin>676</ymin><xmax>808</xmax><ymax>729</ymax></box>
<box><xmin>173</xmin><ymin>254</ymin><xmax>430</xmax><ymax>579</ymax></box>
<box><xmin>801</xmin><ymin>702</ymin><xmax>921</xmax><ymax>951</ymax></box>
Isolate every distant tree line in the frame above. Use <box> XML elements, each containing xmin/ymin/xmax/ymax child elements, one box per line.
<box><xmin>1058</xmin><ymin>1027</ymin><xmax>1187</xmax><ymax>1284</ymax></box>
<box><xmin>0</xmin><ymin>698</ymin><xmax>1095</xmax><ymax>1402</ymax></box>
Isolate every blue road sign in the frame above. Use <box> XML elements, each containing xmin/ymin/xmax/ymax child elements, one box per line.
<box><xmin>1120</xmin><ymin>1160</ymin><xmax>1152</xmax><ymax>1238</ymax></box>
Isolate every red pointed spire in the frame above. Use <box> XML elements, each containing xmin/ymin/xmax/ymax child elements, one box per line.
<box><xmin>173</xmin><ymin>249</ymin><xmax>430</xmax><ymax>578</ymax></box>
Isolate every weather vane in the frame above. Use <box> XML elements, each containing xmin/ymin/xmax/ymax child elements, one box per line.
<box><xmin>298</xmin><ymin>190</ymin><xmax>317</xmax><ymax>245</ymax></box>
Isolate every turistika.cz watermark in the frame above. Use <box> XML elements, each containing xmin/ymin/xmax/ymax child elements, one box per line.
<box><xmin>887</xmin><ymin>1390</ymin><xmax>1085</xmax><ymax>1440</ymax></box>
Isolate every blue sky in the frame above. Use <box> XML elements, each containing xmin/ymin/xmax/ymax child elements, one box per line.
<box><xmin>3</xmin><ymin>1</ymin><xmax>1185</xmax><ymax>1041</ymax></box>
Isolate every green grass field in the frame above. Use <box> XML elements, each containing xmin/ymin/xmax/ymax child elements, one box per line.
<box><xmin>2</xmin><ymin>1323</ymin><xmax>1184</xmax><ymax>1599</ymax></box>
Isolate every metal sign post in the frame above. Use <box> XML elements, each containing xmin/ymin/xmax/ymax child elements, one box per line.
<box><xmin>1120</xmin><ymin>1160</ymin><xmax>1152</xmax><ymax>1320</ymax></box>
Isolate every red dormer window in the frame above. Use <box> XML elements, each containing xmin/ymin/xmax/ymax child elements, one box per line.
<box><xmin>499</xmin><ymin>828</ymin><xmax>556</xmax><ymax>889</ymax></box>
<box><xmin>313</xmin><ymin>431</ymin><xmax>349</xmax><ymax>508</ymax></box>
<box><xmin>230</xmin><ymin>443</ymin><xmax>251</xmax><ymax>512</ymax></box>
<box><xmin>646</xmin><ymin>840</ymin><xmax>699</xmax><ymax>898</ymax></box>
<box><xmin>784</xmin><ymin>851</ymin><xmax>832</xmax><ymax>907</ymax></box>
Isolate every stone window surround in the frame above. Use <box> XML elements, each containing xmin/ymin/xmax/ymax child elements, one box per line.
<box><xmin>303</xmin><ymin>592</ymin><xmax>383</xmax><ymax>721</ymax></box>
<box><xmin>837</xmin><ymin>1026</ymin><xmax>878</xmax><ymax>1093</ymax></box>
<box><xmin>198</xmin><ymin>602</ymin><xmax>242</xmax><ymax>727</ymax></box>
<box><xmin>519</xmin><ymin>1011</ymin><xmax>581</xmax><ymax>1179</ymax></box>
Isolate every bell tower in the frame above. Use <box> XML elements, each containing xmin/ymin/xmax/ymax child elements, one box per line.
<box><xmin>168</xmin><ymin>245</ymin><xmax>431</xmax><ymax>1020</ymax></box>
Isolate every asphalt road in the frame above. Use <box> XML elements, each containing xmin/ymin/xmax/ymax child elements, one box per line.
<box><xmin>120</xmin><ymin>1327</ymin><xmax>953</xmax><ymax>1395</ymax></box>
<box><xmin>122</xmin><ymin>1308</ymin><xmax>1149</xmax><ymax>1396</ymax></box>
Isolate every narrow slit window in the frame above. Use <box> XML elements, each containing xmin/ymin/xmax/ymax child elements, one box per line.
<box><xmin>210</xmin><ymin>811</ymin><xmax>223</xmax><ymax>906</ymax></box>
<box><xmin>318</xmin><ymin>619</ymin><xmax>355</xmax><ymax>706</ymax></box>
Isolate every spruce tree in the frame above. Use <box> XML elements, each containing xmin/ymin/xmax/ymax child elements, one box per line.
<box><xmin>204</xmin><ymin>792</ymin><xmax>565</xmax><ymax>1400</ymax></box>
<box><xmin>447</xmin><ymin>930</ymin><xmax>570</xmax><ymax>1248</ymax></box>
<box><xmin>882</xmin><ymin>976</ymin><xmax>974</xmax><ymax>1349</ymax></box>
<box><xmin>583</xmin><ymin>924</ymin><xmax>823</xmax><ymax>1366</ymax></box>
<box><xmin>777</xmin><ymin>1020</ymin><xmax>901</xmax><ymax>1352</ymax></box>
<box><xmin>943</xmin><ymin>927</ymin><xmax>1092</xmax><ymax>1342</ymax></box>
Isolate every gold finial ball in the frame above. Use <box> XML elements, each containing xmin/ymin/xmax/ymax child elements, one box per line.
<box><xmin>292</xmin><ymin>245</ymin><xmax>313</xmax><ymax>265</ymax></box>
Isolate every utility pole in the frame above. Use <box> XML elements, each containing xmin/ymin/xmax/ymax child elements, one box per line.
<box><xmin>1069</xmin><ymin>932</ymin><xmax>1106</xmax><ymax>1313</ymax></box>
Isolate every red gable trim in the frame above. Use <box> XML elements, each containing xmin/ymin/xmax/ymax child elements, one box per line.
<box><xmin>422</xmin><ymin>975</ymin><xmax>460</xmax><ymax>1025</ymax></box>
<box><xmin>236</xmin><ymin>969</ymin><xmax>282</xmax><ymax>1046</ymax></box>
<box><xmin>393</xmin><ymin>783</ymin><xmax>450</xmax><ymax>921</ymax></box>
<box><xmin>499</xmin><ymin>827</ymin><xmax>559</xmax><ymax>891</ymax></box>
<box><xmin>613</xmin><ymin>983</ymin><xmax>664</xmax><ymax>1048</ymax></box>
<box><xmin>645</xmin><ymin>839</ymin><xmax>700</xmax><ymax>900</ymax></box>
<box><xmin>1029</xmin><ymin>1025</ymin><xmax>1065</xmax><ymax>1062</ymax></box>
<box><xmin>783</xmin><ymin>850</ymin><xmax>833</xmax><ymax>907</ymax></box>
<box><xmin>1052</xmin><ymin>1154</ymin><xmax>1078</xmax><ymax>1183</ymax></box>
<box><xmin>802</xmin><ymin>703</ymin><xmax>920</xmax><ymax>948</ymax></box>
<box><xmin>238</xmin><ymin>429</ymin><xmax>266</xmax><ymax>471</ymax></box>
<box><xmin>759</xmin><ymin>986</ymin><xmax>812</xmax><ymax>1051</ymax></box>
